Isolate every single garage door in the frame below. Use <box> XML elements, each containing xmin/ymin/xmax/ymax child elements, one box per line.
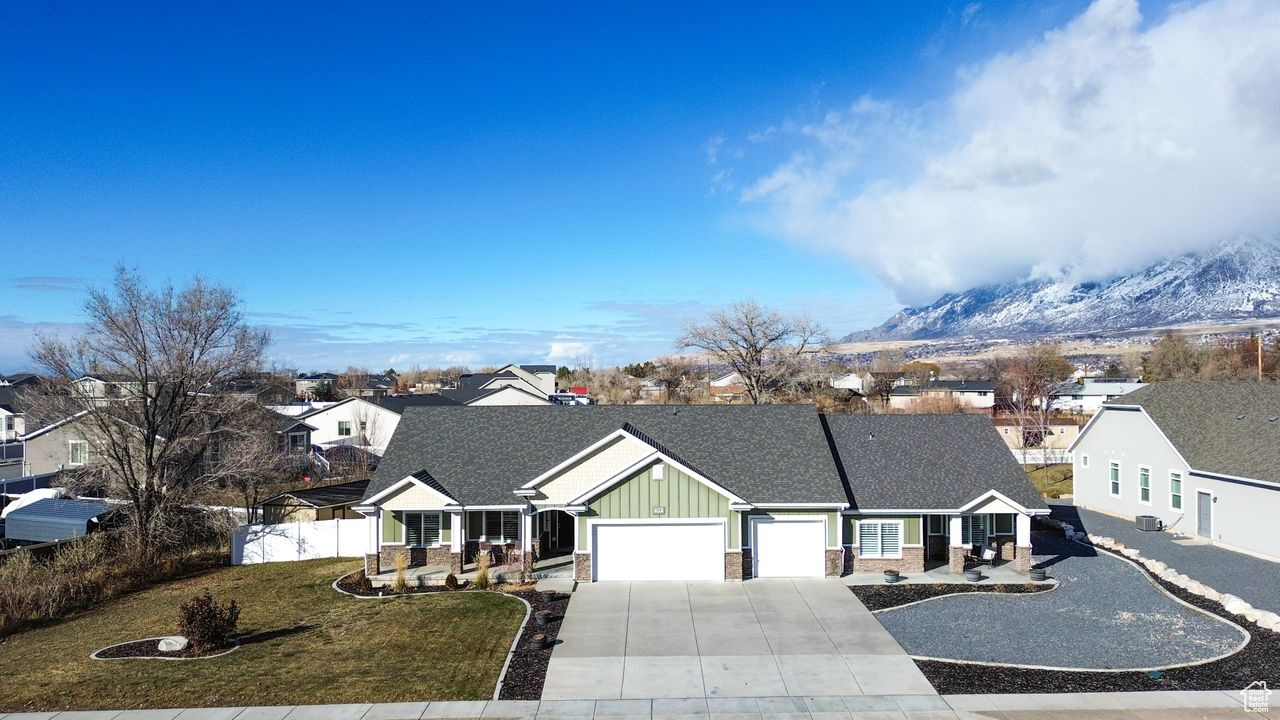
<box><xmin>752</xmin><ymin>518</ymin><xmax>826</xmax><ymax>578</ymax></box>
<box><xmin>593</xmin><ymin>521</ymin><xmax>725</xmax><ymax>581</ymax></box>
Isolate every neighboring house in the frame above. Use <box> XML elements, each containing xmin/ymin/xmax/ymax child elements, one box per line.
<box><xmin>1049</xmin><ymin>380</ymin><xmax>1147</xmax><ymax>415</ymax></box>
<box><xmin>275</xmin><ymin>415</ymin><xmax>316</xmax><ymax>456</ymax></box>
<box><xmin>886</xmin><ymin>380</ymin><xmax>997</xmax><ymax>411</ymax></box>
<box><xmin>0</xmin><ymin>386</ymin><xmax>30</xmax><ymax>479</ymax></box>
<box><xmin>278</xmin><ymin>394</ymin><xmax>460</xmax><ymax>455</ymax></box>
<box><xmin>992</xmin><ymin>416</ymin><xmax>1080</xmax><ymax>464</ymax></box>
<box><xmin>453</xmin><ymin>364</ymin><xmax>557</xmax><ymax>400</ymax></box>
<box><xmin>356</xmin><ymin>406</ymin><xmax>1045</xmax><ymax>581</ymax></box>
<box><xmin>3</xmin><ymin>497</ymin><xmax>116</xmax><ymax>544</ymax></box>
<box><xmin>206</xmin><ymin>376</ymin><xmax>296</xmax><ymax>405</ymax></box>
<box><xmin>831</xmin><ymin>372</ymin><xmax>865</xmax><ymax>393</ymax></box>
<box><xmin>441</xmin><ymin>384</ymin><xmax>552</xmax><ymax>406</ymax></box>
<box><xmin>295</xmin><ymin>372</ymin><xmax>340</xmax><ymax>399</ymax></box>
<box><xmin>258</xmin><ymin>478</ymin><xmax>370</xmax><ymax>523</ymax></box>
<box><xmin>707</xmin><ymin>384</ymin><xmax>748</xmax><ymax>403</ymax></box>
<box><xmin>72</xmin><ymin>373</ymin><xmax>146</xmax><ymax>405</ymax></box>
<box><xmin>709</xmin><ymin>370</ymin><xmax>743</xmax><ymax>388</ymax></box>
<box><xmin>865</xmin><ymin>371</ymin><xmax>907</xmax><ymax>388</ymax></box>
<box><xmin>1070</xmin><ymin>380</ymin><xmax>1280</xmax><ymax>561</ymax></box>
<box><xmin>19</xmin><ymin>412</ymin><xmax>98</xmax><ymax>477</ymax></box>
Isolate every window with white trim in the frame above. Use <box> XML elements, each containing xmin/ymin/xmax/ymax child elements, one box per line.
<box><xmin>1109</xmin><ymin>461</ymin><xmax>1121</xmax><ymax>497</ymax></box>
<box><xmin>960</xmin><ymin>514</ymin><xmax>988</xmax><ymax>545</ymax></box>
<box><xmin>337</xmin><ymin>421</ymin><xmax>352</xmax><ymax>436</ymax></box>
<box><xmin>1170</xmin><ymin>471</ymin><xmax>1183</xmax><ymax>511</ymax></box>
<box><xmin>927</xmin><ymin>514</ymin><xmax>946</xmax><ymax>536</ymax></box>
<box><xmin>857</xmin><ymin>520</ymin><xmax>902</xmax><ymax>559</ymax></box>
<box><xmin>471</xmin><ymin>510</ymin><xmax>521</xmax><ymax>543</ymax></box>
<box><xmin>69</xmin><ymin>440</ymin><xmax>88</xmax><ymax>465</ymax></box>
<box><xmin>1138</xmin><ymin>466</ymin><xmax>1151</xmax><ymax>505</ymax></box>
<box><xmin>992</xmin><ymin>513</ymin><xmax>1014</xmax><ymax>535</ymax></box>
<box><xmin>403</xmin><ymin>511</ymin><xmax>442</xmax><ymax>547</ymax></box>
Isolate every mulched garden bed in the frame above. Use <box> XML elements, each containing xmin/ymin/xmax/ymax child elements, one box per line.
<box><xmin>93</xmin><ymin>638</ymin><xmax>236</xmax><ymax>660</ymax></box>
<box><xmin>851</xmin><ymin>582</ymin><xmax>1051</xmax><ymax>611</ymax></box>
<box><xmin>911</xmin><ymin>530</ymin><xmax>1276</xmax><ymax>693</ymax></box>
<box><xmin>335</xmin><ymin>570</ymin><xmax>466</xmax><ymax>595</ymax></box>
<box><xmin>498</xmin><ymin>589</ymin><xmax>570</xmax><ymax>701</ymax></box>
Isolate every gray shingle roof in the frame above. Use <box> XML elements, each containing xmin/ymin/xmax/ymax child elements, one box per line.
<box><xmin>823</xmin><ymin>413</ymin><xmax>1047</xmax><ymax>512</ymax></box>
<box><xmin>367</xmin><ymin>405</ymin><xmax>846</xmax><ymax>506</ymax></box>
<box><xmin>262</xmin><ymin>479</ymin><xmax>370</xmax><ymax>508</ymax></box>
<box><xmin>1105</xmin><ymin>380</ymin><xmax>1280</xmax><ymax>484</ymax></box>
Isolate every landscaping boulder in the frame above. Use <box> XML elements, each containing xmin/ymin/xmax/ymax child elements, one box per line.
<box><xmin>1254</xmin><ymin>611</ymin><xmax>1280</xmax><ymax>631</ymax></box>
<box><xmin>1243</xmin><ymin>607</ymin><xmax>1264</xmax><ymax>623</ymax></box>
<box><xmin>1145</xmin><ymin>560</ymin><xmax>1167</xmax><ymax>574</ymax></box>
<box><xmin>1201</xmin><ymin>587</ymin><xmax>1222</xmax><ymax>603</ymax></box>
<box><xmin>158</xmin><ymin>636</ymin><xmax>189</xmax><ymax>652</ymax></box>
<box><xmin>1121</xmin><ymin>548</ymin><xmax>1140</xmax><ymax>558</ymax></box>
<box><xmin>1223</xmin><ymin>596</ymin><xmax>1253</xmax><ymax>616</ymax></box>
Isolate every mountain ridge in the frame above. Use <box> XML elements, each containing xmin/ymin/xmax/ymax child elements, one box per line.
<box><xmin>846</xmin><ymin>236</ymin><xmax>1280</xmax><ymax>342</ymax></box>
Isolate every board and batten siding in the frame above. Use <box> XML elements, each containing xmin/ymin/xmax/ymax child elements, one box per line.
<box><xmin>1075</xmin><ymin>406</ymin><xmax>1280</xmax><ymax>560</ymax></box>
<box><xmin>576</xmin><ymin>462</ymin><xmax>736</xmax><ymax>550</ymax></box>
<box><xmin>846</xmin><ymin>515</ymin><xmax>922</xmax><ymax>546</ymax></box>
<box><xmin>742</xmin><ymin>509</ymin><xmax>841</xmax><ymax>548</ymax></box>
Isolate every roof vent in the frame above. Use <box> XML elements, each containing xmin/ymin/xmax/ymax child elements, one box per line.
<box><xmin>868</xmin><ymin>432</ymin><xmax>875</xmax><ymax>440</ymax></box>
<box><xmin>1237</xmin><ymin>414</ymin><xmax>1247</xmax><ymax>420</ymax></box>
<box><xmin>1271</xmin><ymin>416</ymin><xmax>1279</xmax><ymax>423</ymax></box>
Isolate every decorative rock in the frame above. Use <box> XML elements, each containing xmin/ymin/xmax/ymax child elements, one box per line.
<box><xmin>1146</xmin><ymin>560</ymin><xmax>1167</xmax><ymax>574</ymax></box>
<box><xmin>157</xmin><ymin>636</ymin><xmax>189</xmax><ymax>652</ymax></box>
<box><xmin>1202</xmin><ymin>587</ymin><xmax>1222</xmax><ymax>603</ymax></box>
<box><xmin>1224</xmin><ymin>597</ymin><xmax>1253</xmax><ymax>616</ymax></box>
<box><xmin>1121</xmin><ymin>548</ymin><xmax>1140</xmax><ymax>558</ymax></box>
<box><xmin>1254</xmin><ymin>611</ymin><xmax>1280</xmax><ymax>629</ymax></box>
<box><xmin>1243</xmin><ymin>607</ymin><xmax>1264</xmax><ymax>623</ymax></box>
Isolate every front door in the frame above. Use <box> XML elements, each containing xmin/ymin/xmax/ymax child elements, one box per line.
<box><xmin>1196</xmin><ymin>491</ymin><xmax>1212</xmax><ymax>539</ymax></box>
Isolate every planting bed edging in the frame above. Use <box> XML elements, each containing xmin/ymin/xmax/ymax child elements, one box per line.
<box><xmin>90</xmin><ymin>637</ymin><xmax>240</xmax><ymax>661</ymax></box>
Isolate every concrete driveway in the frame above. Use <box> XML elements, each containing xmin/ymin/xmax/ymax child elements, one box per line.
<box><xmin>541</xmin><ymin>579</ymin><xmax>936</xmax><ymax>701</ymax></box>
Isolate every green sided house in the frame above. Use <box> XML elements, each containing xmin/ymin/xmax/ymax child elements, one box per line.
<box><xmin>357</xmin><ymin>405</ymin><xmax>1047</xmax><ymax>581</ymax></box>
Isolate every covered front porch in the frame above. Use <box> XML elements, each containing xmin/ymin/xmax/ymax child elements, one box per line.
<box><xmin>367</xmin><ymin>552</ymin><xmax>573</xmax><ymax>588</ymax></box>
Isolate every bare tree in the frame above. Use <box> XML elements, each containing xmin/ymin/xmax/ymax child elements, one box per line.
<box><xmin>31</xmin><ymin>267</ymin><xmax>269</xmax><ymax>563</ymax></box>
<box><xmin>651</xmin><ymin>356</ymin><xmax>697</xmax><ymax>403</ymax></box>
<box><xmin>336</xmin><ymin>366</ymin><xmax>369</xmax><ymax>399</ymax></box>
<box><xmin>1004</xmin><ymin>344</ymin><xmax>1074</xmax><ymax>468</ymax></box>
<box><xmin>209</xmin><ymin>405</ymin><xmax>311</xmax><ymax>524</ymax></box>
<box><xmin>677</xmin><ymin>300</ymin><xmax>826</xmax><ymax>404</ymax></box>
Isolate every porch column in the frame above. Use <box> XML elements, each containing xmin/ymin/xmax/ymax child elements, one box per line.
<box><xmin>521</xmin><ymin>508</ymin><xmax>535</xmax><ymax>572</ymax></box>
<box><xmin>450</xmin><ymin>511</ymin><xmax>463</xmax><ymax>553</ymax></box>
<box><xmin>1014</xmin><ymin>513</ymin><xmax>1033</xmax><ymax>574</ymax></box>
<box><xmin>364</xmin><ymin>508</ymin><xmax>381</xmax><ymax>576</ymax></box>
<box><xmin>947</xmin><ymin>514</ymin><xmax>966</xmax><ymax>574</ymax></box>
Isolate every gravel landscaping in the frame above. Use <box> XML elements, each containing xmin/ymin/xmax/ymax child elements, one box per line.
<box><xmin>874</xmin><ymin>531</ymin><xmax>1248</xmax><ymax>670</ymax></box>
<box><xmin>497</xmin><ymin>590</ymin><xmax>570</xmax><ymax>701</ymax></box>
<box><xmin>851</xmin><ymin>582</ymin><xmax>1051</xmax><ymax>611</ymax></box>
<box><xmin>917</xmin><ymin>536</ymin><xmax>1280</xmax><ymax>694</ymax></box>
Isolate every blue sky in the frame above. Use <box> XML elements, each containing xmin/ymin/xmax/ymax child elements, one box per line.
<box><xmin>6</xmin><ymin>0</ymin><xmax>1253</xmax><ymax>372</ymax></box>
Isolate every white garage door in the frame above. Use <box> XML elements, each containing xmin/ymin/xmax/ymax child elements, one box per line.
<box><xmin>593</xmin><ymin>521</ymin><xmax>725</xmax><ymax>581</ymax></box>
<box><xmin>752</xmin><ymin>518</ymin><xmax>826</xmax><ymax>578</ymax></box>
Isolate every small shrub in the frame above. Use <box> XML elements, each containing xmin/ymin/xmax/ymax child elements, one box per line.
<box><xmin>444</xmin><ymin>572</ymin><xmax>459</xmax><ymax>590</ymax></box>
<box><xmin>355</xmin><ymin>572</ymin><xmax>374</xmax><ymax>594</ymax></box>
<box><xmin>473</xmin><ymin>552</ymin><xmax>491</xmax><ymax>590</ymax></box>
<box><xmin>178</xmin><ymin>590</ymin><xmax>240</xmax><ymax>654</ymax></box>
<box><xmin>393</xmin><ymin>553</ymin><xmax>408</xmax><ymax>593</ymax></box>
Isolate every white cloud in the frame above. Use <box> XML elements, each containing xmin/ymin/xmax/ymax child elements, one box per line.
<box><xmin>742</xmin><ymin>0</ymin><xmax>1280</xmax><ymax>306</ymax></box>
<box><xmin>546</xmin><ymin>340</ymin><xmax>592</xmax><ymax>364</ymax></box>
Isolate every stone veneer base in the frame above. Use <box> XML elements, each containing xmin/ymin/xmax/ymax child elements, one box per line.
<box><xmin>852</xmin><ymin>546</ymin><xmax>924</xmax><ymax>573</ymax></box>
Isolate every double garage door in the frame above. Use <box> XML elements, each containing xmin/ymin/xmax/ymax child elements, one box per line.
<box><xmin>591</xmin><ymin>517</ymin><xmax>826</xmax><ymax>581</ymax></box>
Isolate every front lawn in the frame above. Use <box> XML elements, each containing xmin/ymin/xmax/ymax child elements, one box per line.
<box><xmin>0</xmin><ymin>558</ymin><xmax>525</xmax><ymax>711</ymax></box>
<box><xmin>1025</xmin><ymin>463</ymin><xmax>1073</xmax><ymax>498</ymax></box>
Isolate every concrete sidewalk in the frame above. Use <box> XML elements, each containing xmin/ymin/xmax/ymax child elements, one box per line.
<box><xmin>0</xmin><ymin>691</ymin><xmax>1260</xmax><ymax>719</ymax></box>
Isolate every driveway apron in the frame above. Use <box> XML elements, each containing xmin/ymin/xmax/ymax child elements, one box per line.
<box><xmin>541</xmin><ymin>579</ymin><xmax>935</xmax><ymax>701</ymax></box>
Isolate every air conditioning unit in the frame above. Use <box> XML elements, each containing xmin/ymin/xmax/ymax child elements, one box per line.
<box><xmin>1135</xmin><ymin>515</ymin><xmax>1163</xmax><ymax>532</ymax></box>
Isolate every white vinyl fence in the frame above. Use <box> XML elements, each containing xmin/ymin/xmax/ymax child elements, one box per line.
<box><xmin>231</xmin><ymin>517</ymin><xmax>372</xmax><ymax>565</ymax></box>
<box><xmin>1011</xmin><ymin>448</ymin><xmax>1073</xmax><ymax>466</ymax></box>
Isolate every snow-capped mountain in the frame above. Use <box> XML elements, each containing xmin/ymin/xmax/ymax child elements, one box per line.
<box><xmin>846</xmin><ymin>236</ymin><xmax>1280</xmax><ymax>341</ymax></box>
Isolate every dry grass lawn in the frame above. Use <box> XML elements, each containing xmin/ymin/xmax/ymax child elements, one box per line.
<box><xmin>1025</xmin><ymin>463</ymin><xmax>1073</xmax><ymax>498</ymax></box>
<box><xmin>0</xmin><ymin>558</ymin><xmax>525</xmax><ymax>712</ymax></box>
